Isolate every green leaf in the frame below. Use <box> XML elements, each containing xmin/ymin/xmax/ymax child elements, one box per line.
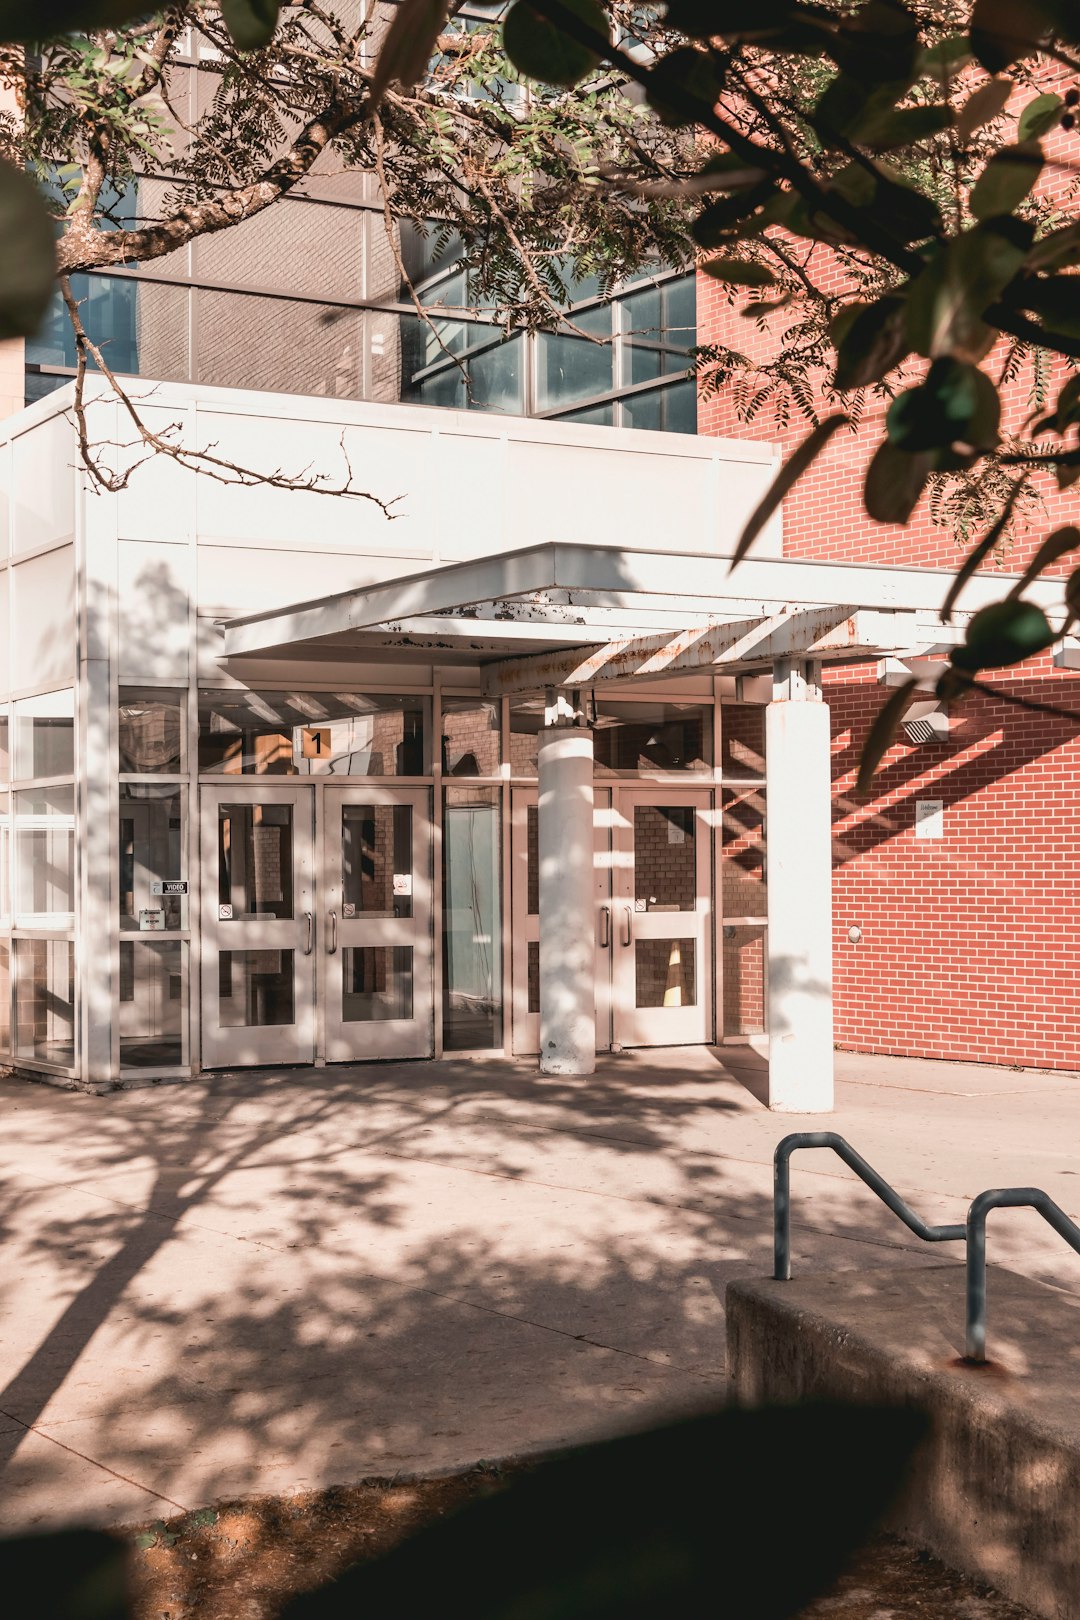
<box><xmin>832</xmin><ymin>295</ymin><xmax>910</xmax><ymax>388</ymax></box>
<box><xmin>0</xmin><ymin>163</ymin><xmax>55</xmax><ymax>343</ymax></box>
<box><xmin>969</xmin><ymin>142</ymin><xmax>1042</xmax><ymax>220</ymax></box>
<box><xmin>1017</xmin><ymin>274</ymin><xmax>1080</xmax><ymax>338</ymax></box>
<box><xmin>0</xmin><ymin>0</ymin><xmax>147</xmax><ymax>38</ymax></box>
<box><xmin>905</xmin><ymin>217</ymin><xmax>1032</xmax><ymax>361</ymax></box>
<box><xmin>886</xmin><ymin>358</ymin><xmax>999</xmax><ymax>453</ymax></box>
<box><xmin>1052</xmin><ymin>373</ymin><xmax>1080</xmax><ymax>432</ymax></box>
<box><xmin>857</xmin><ymin>677</ymin><xmax>917</xmax><ymax>795</ymax></box>
<box><xmin>369</xmin><ymin>0</ymin><xmax>453</xmax><ymax>107</ymax></box>
<box><xmin>1017</xmin><ymin>91</ymin><xmax>1063</xmax><ymax>141</ymax></box>
<box><xmin>940</xmin><ymin>476</ymin><xmax>1027</xmax><ymax>621</ymax></box>
<box><xmin>953</xmin><ymin>598</ymin><xmax>1055</xmax><ymax>670</ymax></box>
<box><xmin>970</xmin><ymin>0</ymin><xmax>1055</xmax><ymax>72</ymax></box>
<box><xmin>691</xmin><ymin>179</ymin><xmax>778</xmax><ymax>248</ymax></box>
<box><xmin>645</xmin><ymin>46</ymin><xmax>725</xmax><ymax>125</ymax></box>
<box><xmin>699</xmin><ymin>257</ymin><xmax>775</xmax><ymax>287</ymax></box>
<box><xmin>857</xmin><ymin>103</ymin><xmax>953</xmax><ymax>151</ymax></box>
<box><xmin>863</xmin><ymin>440</ymin><xmax>932</xmax><ymax>523</ymax></box>
<box><xmin>918</xmin><ymin>33</ymin><xmax>971</xmax><ymax>81</ymax></box>
<box><xmin>729</xmin><ymin>414</ymin><xmax>849</xmax><ymax>570</ymax></box>
<box><xmin>503</xmin><ymin>0</ymin><xmax>607</xmax><ymax>89</ymax></box>
<box><xmin>1028</xmin><ymin>221</ymin><xmax>1080</xmax><ymax>272</ymax></box>
<box><xmin>955</xmin><ymin>75</ymin><xmax>1013</xmax><ymax>143</ymax></box>
<box><xmin>1006</xmin><ymin>526</ymin><xmax>1080</xmax><ymax>600</ymax></box>
<box><xmin>219</xmin><ymin>0</ymin><xmax>280</xmax><ymax>50</ymax></box>
<box><xmin>0</xmin><ymin>1528</ymin><xmax>127</xmax><ymax>1620</ymax></box>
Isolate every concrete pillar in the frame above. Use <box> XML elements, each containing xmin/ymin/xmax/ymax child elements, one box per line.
<box><xmin>765</xmin><ymin>662</ymin><xmax>833</xmax><ymax>1111</ymax></box>
<box><xmin>537</xmin><ymin>721</ymin><xmax>595</xmax><ymax>1075</ymax></box>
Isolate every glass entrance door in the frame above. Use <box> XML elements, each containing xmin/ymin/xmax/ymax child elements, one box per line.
<box><xmin>321</xmin><ymin>787</ymin><xmax>433</xmax><ymax>1061</ymax></box>
<box><xmin>200</xmin><ymin>784</ymin><xmax>315</xmax><ymax>1067</ymax></box>
<box><xmin>611</xmin><ymin>789</ymin><xmax>712</xmax><ymax>1048</ymax></box>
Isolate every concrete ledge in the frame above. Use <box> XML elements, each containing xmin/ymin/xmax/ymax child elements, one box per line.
<box><xmin>727</xmin><ymin>1265</ymin><xmax>1080</xmax><ymax>1620</ymax></box>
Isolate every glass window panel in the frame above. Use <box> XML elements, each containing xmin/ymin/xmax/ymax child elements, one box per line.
<box><xmin>0</xmin><ymin>705</ymin><xmax>8</xmax><ymax>782</ymax></box>
<box><xmin>441</xmin><ymin>698</ymin><xmax>501</xmax><ymax>776</ymax></box>
<box><xmin>443</xmin><ymin>785</ymin><xmax>502</xmax><ymax>1050</ymax></box>
<box><xmin>723</xmin><ymin>924</ymin><xmax>767</xmax><ymax>1036</ymax></box>
<box><xmin>218</xmin><ymin>803</ymin><xmax>294</xmax><ymax>920</ymax></box>
<box><xmin>119</xmin><ymin>939</ymin><xmax>184</xmax><ymax>1068</ymax></box>
<box><xmin>14</xmin><ymin>785</ymin><xmax>74</xmax><ymax>924</ymax></box>
<box><xmin>119</xmin><ymin>783</ymin><xmax>185</xmax><ymax>931</ymax></box>
<box><xmin>342</xmin><ymin>946</ymin><xmax>414</xmax><ymax>1022</ymax></box>
<box><xmin>636</xmin><ymin>937</ymin><xmax>697</xmax><ymax>1008</ymax></box>
<box><xmin>594</xmin><ymin>702</ymin><xmax>710</xmax><ymax>774</ymax></box>
<box><xmin>628</xmin><ymin>346</ymin><xmax>662</xmax><ymax>387</ymax></box>
<box><xmin>13</xmin><ymin>690</ymin><xmax>74</xmax><ymax>780</ymax></box>
<box><xmin>526</xmin><ymin>804</ymin><xmax>538</xmax><ymax>915</ymax></box>
<box><xmin>722</xmin><ymin>788</ymin><xmax>767</xmax><ymax>917</ymax></box>
<box><xmin>468</xmin><ymin>335</ymin><xmax>524</xmax><ymax>414</ymax></box>
<box><xmin>721</xmin><ymin>704</ymin><xmax>766</xmax><ymax>779</ymax></box>
<box><xmin>198</xmin><ymin>690</ymin><xmax>427</xmax><ymax>777</ymax></box>
<box><xmin>15</xmin><ymin>937</ymin><xmax>75</xmax><ymax>1066</ymax></box>
<box><xmin>622</xmin><ymin>286</ymin><xmax>662</xmax><ymax>339</ymax></box>
<box><xmin>556</xmin><ymin>402</ymin><xmax>614</xmax><ymax>426</ymax></box>
<box><xmin>622</xmin><ymin>388</ymin><xmax>663</xmax><ymax>431</ymax></box>
<box><xmin>662</xmin><ymin>379</ymin><xmax>698</xmax><ymax>434</ymax></box>
<box><xmin>536</xmin><ymin>305</ymin><xmax>613</xmax><ymax>409</ymax></box>
<box><xmin>218</xmin><ymin>949</ymin><xmax>295</xmax><ymax>1027</ymax></box>
<box><xmin>119</xmin><ymin>687</ymin><xmax>184</xmax><ymax>774</ymax></box>
<box><xmin>664</xmin><ymin>274</ymin><xmax>696</xmax><ymax>344</ymax></box>
<box><xmin>0</xmin><ymin>940</ymin><xmax>9</xmax><ymax>1054</ymax></box>
<box><xmin>341</xmin><ymin>804</ymin><xmax>413</xmax><ymax>920</ymax></box>
<box><xmin>527</xmin><ymin>939</ymin><xmax>539</xmax><ymax>1014</ymax></box>
<box><xmin>633</xmin><ymin>804</ymin><xmax>697</xmax><ymax>913</ymax></box>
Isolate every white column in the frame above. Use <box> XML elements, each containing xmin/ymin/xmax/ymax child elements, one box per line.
<box><xmin>765</xmin><ymin>663</ymin><xmax>833</xmax><ymax>1111</ymax></box>
<box><xmin>537</xmin><ymin>724</ymin><xmax>595</xmax><ymax>1075</ymax></box>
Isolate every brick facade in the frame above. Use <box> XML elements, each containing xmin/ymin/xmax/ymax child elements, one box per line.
<box><xmin>697</xmin><ymin>103</ymin><xmax>1080</xmax><ymax>1070</ymax></box>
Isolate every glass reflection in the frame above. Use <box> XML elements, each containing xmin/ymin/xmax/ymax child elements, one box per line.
<box><xmin>443</xmin><ymin>785</ymin><xmax>501</xmax><ymax>1049</ymax></box>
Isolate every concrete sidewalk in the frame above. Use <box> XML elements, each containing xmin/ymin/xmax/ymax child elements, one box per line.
<box><xmin>2</xmin><ymin>1045</ymin><xmax>1080</xmax><ymax>1531</ymax></box>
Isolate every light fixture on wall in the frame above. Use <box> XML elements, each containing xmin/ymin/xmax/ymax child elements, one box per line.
<box><xmin>901</xmin><ymin>700</ymin><xmax>951</xmax><ymax>745</ymax></box>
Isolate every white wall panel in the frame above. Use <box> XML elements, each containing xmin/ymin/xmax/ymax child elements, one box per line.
<box><xmin>0</xmin><ymin>440</ymin><xmax>11</xmax><ymax>561</ymax></box>
<box><xmin>12</xmin><ymin>545</ymin><xmax>75</xmax><ymax>689</ymax></box>
<box><xmin>0</xmin><ymin>571</ymin><xmax>9</xmax><ymax>692</ymax></box>
<box><xmin>196</xmin><ymin>544</ymin><xmax>427</xmax><ymax>620</ymax></box>
<box><xmin>115</xmin><ymin>405</ymin><xmax>195</xmax><ymax>542</ymax></box>
<box><xmin>12</xmin><ymin>414</ymin><xmax>76</xmax><ymax>554</ymax></box>
<box><xmin>118</xmin><ymin>539</ymin><xmax>193</xmax><ymax>679</ymax></box>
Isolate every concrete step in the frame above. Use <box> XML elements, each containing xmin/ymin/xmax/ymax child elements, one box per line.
<box><xmin>727</xmin><ymin>1264</ymin><xmax>1080</xmax><ymax>1620</ymax></box>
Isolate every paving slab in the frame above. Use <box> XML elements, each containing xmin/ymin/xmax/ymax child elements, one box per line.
<box><xmin>1</xmin><ymin>1046</ymin><xmax>1079</xmax><ymax>1531</ymax></box>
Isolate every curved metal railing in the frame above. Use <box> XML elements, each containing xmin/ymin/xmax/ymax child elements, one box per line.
<box><xmin>774</xmin><ymin>1133</ymin><xmax>1080</xmax><ymax>1363</ymax></box>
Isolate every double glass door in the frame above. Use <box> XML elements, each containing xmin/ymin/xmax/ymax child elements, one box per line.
<box><xmin>510</xmin><ymin>786</ymin><xmax>712</xmax><ymax>1054</ymax></box>
<box><xmin>200</xmin><ymin>784</ymin><xmax>432</xmax><ymax>1067</ymax></box>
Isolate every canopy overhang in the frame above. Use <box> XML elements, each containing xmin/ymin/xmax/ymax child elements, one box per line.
<box><xmin>223</xmin><ymin>541</ymin><xmax>1066</xmax><ymax>689</ymax></box>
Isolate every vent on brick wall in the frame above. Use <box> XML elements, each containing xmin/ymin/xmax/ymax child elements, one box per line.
<box><xmin>901</xmin><ymin>701</ymin><xmax>950</xmax><ymax>745</ymax></box>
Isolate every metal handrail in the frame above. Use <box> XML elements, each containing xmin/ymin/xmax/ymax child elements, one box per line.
<box><xmin>774</xmin><ymin>1133</ymin><xmax>1080</xmax><ymax>1365</ymax></box>
<box><xmin>774</xmin><ymin>1132</ymin><xmax>966</xmax><ymax>1282</ymax></box>
<box><xmin>966</xmin><ymin>1188</ymin><xmax>1080</xmax><ymax>1361</ymax></box>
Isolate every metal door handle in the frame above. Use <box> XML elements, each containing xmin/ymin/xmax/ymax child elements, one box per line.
<box><xmin>328</xmin><ymin>909</ymin><xmax>338</xmax><ymax>955</ymax></box>
<box><xmin>599</xmin><ymin>904</ymin><xmax>610</xmax><ymax>948</ymax></box>
<box><xmin>303</xmin><ymin>911</ymin><xmax>313</xmax><ymax>955</ymax></box>
<box><xmin>622</xmin><ymin>905</ymin><xmax>633</xmax><ymax>947</ymax></box>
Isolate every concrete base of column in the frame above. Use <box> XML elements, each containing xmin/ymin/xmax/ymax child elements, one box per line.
<box><xmin>537</xmin><ymin>727</ymin><xmax>595</xmax><ymax>1076</ymax></box>
<box><xmin>765</xmin><ymin>697</ymin><xmax>834</xmax><ymax>1111</ymax></box>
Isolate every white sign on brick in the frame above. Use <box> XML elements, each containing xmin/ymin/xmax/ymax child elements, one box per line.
<box><xmin>915</xmin><ymin>799</ymin><xmax>944</xmax><ymax>840</ymax></box>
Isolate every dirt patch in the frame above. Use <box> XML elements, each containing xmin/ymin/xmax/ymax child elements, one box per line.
<box><xmin>126</xmin><ymin>1470</ymin><xmax>1035</xmax><ymax>1620</ymax></box>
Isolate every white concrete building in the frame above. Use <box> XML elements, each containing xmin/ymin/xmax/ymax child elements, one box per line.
<box><xmin>1</xmin><ymin>378</ymin><xmax>1044</xmax><ymax>1107</ymax></box>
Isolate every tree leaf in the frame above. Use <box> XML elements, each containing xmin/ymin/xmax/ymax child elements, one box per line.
<box><xmin>368</xmin><ymin>0</ymin><xmax>453</xmax><ymax>108</ymax></box>
<box><xmin>956</xmin><ymin>75</ymin><xmax>1013</xmax><ymax>143</ymax></box>
<box><xmin>219</xmin><ymin>0</ymin><xmax>279</xmax><ymax>50</ymax></box>
<box><xmin>970</xmin><ymin>142</ymin><xmax>1042</xmax><ymax>220</ymax></box>
<box><xmin>1017</xmin><ymin>274</ymin><xmax>1080</xmax><ymax>338</ymax></box>
<box><xmin>832</xmin><ymin>295</ymin><xmax>910</xmax><ymax>388</ymax></box>
<box><xmin>905</xmin><ymin>217</ymin><xmax>1031</xmax><ymax>360</ymax></box>
<box><xmin>886</xmin><ymin>357</ymin><xmax>999</xmax><ymax>453</ymax></box>
<box><xmin>502</xmin><ymin>0</ymin><xmax>607</xmax><ymax>89</ymax></box>
<box><xmin>940</xmin><ymin>476</ymin><xmax>1027</xmax><ymax>622</ymax></box>
<box><xmin>0</xmin><ymin>162</ymin><xmax>55</xmax><ymax>343</ymax></box>
<box><xmin>645</xmin><ymin>45</ymin><xmax>725</xmax><ymax>125</ymax></box>
<box><xmin>729</xmin><ymin>414</ymin><xmax>849</xmax><ymax>570</ymax></box>
<box><xmin>858</xmin><ymin>103</ymin><xmax>953</xmax><ymax>150</ymax></box>
<box><xmin>1028</xmin><ymin>221</ymin><xmax>1080</xmax><ymax>272</ymax></box>
<box><xmin>0</xmin><ymin>1528</ymin><xmax>128</xmax><ymax>1620</ymax></box>
<box><xmin>0</xmin><ymin>0</ymin><xmax>147</xmax><ymax>38</ymax></box>
<box><xmin>970</xmin><ymin>0</ymin><xmax>1055</xmax><ymax>73</ymax></box>
<box><xmin>699</xmin><ymin>256</ymin><xmax>775</xmax><ymax>286</ymax></box>
<box><xmin>857</xmin><ymin>677</ymin><xmax>917</xmax><ymax>795</ymax></box>
<box><xmin>952</xmin><ymin>597</ymin><xmax>1055</xmax><ymax>670</ymax></box>
<box><xmin>1005</xmin><ymin>526</ymin><xmax>1080</xmax><ymax>600</ymax></box>
<box><xmin>1017</xmin><ymin>91</ymin><xmax>1063</xmax><ymax>141</ymax></box>
<box><xmin>863</xmin><ymin>440</ymin><xmax>932</xmax><ymax>523</ymax></box>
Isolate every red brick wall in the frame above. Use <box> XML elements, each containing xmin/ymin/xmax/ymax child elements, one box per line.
<box><xmin>697</xmin><ymin>100</ymin><xmax>1080</xmax><ymax>1070</ymax></box>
